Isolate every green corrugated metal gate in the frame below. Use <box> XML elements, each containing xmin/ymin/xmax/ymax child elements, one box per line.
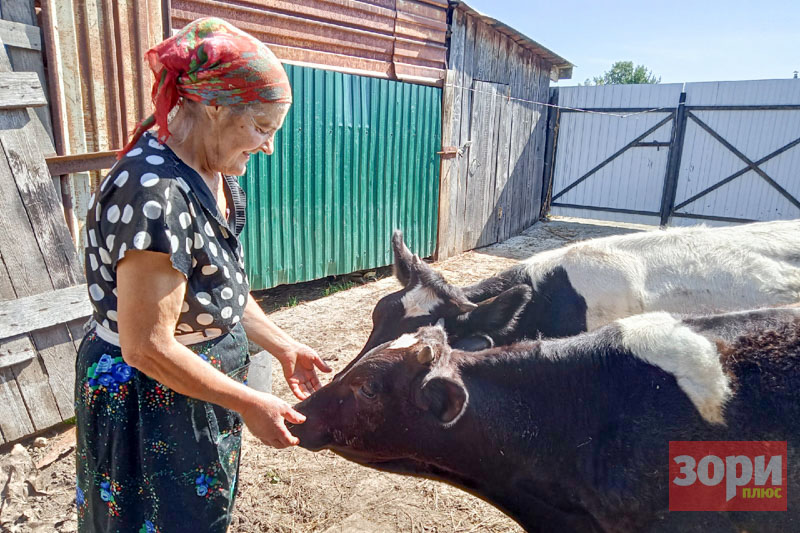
<box><xmin>240</xmin><ymin>64</ymin><xmax>442</xmax><ymax>290</ymax></box>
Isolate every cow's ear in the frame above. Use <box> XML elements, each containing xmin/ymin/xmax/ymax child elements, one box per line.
<box><xmin>417</xmin><ymin>377</ymin><xmax>468</xmax><ymax>426</ymax></box>
<box><xmin>451</xmin><ymin>294</ymin><xmax>478</xmax><ymax>313</ymax></box>
<box><xmin>466</xmin><ymin>284</ymin><xmax>532</xmax><ymax>333</ymax></box>
<box><xmin>417</xmin><ymin>344</ymin><xmax>435</xmax><ymax>365</ymax></box>
<box><xmin>413</xmin><ymin>261</ymin><xmax>478</xmax><ymax>313</ymax></box>
<box><xmin>392</xmin><ymin>230</ymin><xmax>415</xmax><ymax>286</ymax></box>
<box><xmin>415</xmin><ymin>336</ymin><xmax>447</xmax><ymax>365</ymax></box>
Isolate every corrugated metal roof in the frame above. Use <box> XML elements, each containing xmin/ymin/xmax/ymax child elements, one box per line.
<box><xmin>451</xmin><ymin>0</ymin><xmax>573</xmax><ymax>80</ymax></box>
<box><xmin>171</xmin><ymin>0</ymin><xmax>449</xmax><ymax>86</ymax></box>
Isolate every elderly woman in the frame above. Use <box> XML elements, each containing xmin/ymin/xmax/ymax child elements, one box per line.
<box><xmin>75</xmin><ymin>18</ymin><xmax>330</xmax><ymax>532</ymax></box>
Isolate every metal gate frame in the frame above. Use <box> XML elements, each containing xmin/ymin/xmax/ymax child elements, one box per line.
<box><xmin>543</xmin><ymin>90</ymin><xmax>800</xmax><ymax>226</ymax></box>
<box><xmin>549</xmin><ymin>104</ymin><xmax>676</xmax><ymax>222</ymax></box>
<box><xmin>665</xmin><ymin>103</ymin><xmax>800</xmax><ymax>224</ymax></box>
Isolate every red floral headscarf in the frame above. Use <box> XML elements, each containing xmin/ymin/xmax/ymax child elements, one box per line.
<box><xmin>120</xmin><ymin>17</ymin><xmax>292</xmax><ymax>157</ymax></box>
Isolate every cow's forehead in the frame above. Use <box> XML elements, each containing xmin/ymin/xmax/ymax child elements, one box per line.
<box><xmin>336</xmin><ymin>335</ymin><xmax>421</xmax><ymax>382</ymax></box>
<box><xmin>388</xmin><ymin>334</ymin><xmax>419</xmax><ymax>349</ymax></box>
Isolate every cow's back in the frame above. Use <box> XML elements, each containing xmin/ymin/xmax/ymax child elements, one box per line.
<box><xmin>521</xmin><ymin>220</ymin><xmax>800</xmax><ymax>331</ymax></box>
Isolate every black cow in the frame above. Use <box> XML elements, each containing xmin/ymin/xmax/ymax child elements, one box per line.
<box><xmin>359</xmin><ymin>221</ymin><xmax>800</xmax><ymax>356</ymax></box>
<box><xmin>290</xmin><ymin>307</ymin><xmax>800</xmax><ymax>532</ymax></box>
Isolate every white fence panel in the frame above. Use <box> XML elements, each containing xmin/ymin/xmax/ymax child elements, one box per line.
<box><xmin>558</xmin><ymin>82</ymin><xmax>684</xmax><ymax>109</ymax></box>
<box><xmin>684</xmin><ymin>79</ymin><xmax>800</xmax><ymax>106</ymax></box>
<box><xmin>551</xmin><ymin>83</ymin><xmax>683</xmax><ymax>225</ymax></box>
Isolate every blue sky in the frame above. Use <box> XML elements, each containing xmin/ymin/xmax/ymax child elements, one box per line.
<box><xmin>461</xmin><ymin>0</ymin><xmax>799</xmax><ymax>86</ymax></box>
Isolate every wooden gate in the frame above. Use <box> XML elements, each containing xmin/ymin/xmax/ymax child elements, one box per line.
<box><xmin>545</xmin><ymin>80</ymin><xmax>800</xmax><ymax>226</ymax></box>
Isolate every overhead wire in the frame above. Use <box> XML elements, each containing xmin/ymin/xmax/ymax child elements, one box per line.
<box><xmin>443</xmin><ymin>82</ymin><xmax>672</xmax><ymax>118</ymax></box>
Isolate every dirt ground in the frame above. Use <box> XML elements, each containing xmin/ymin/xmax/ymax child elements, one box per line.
<box><xmin>0</xmin><ymin>217</ymin><xmax>646</xmax><ymax>533</ymax></box>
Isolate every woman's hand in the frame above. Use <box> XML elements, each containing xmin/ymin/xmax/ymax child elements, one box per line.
<box><xmin>240</xmin><ymin>294</ymin><xmax>332</xmax><ymax>400</ymax></box>
<box><xmin>241</xmin><ymin>391</ymin><xmax>306</xmax><ymax>448</ymax></box>
<box><xmin>279</xmin><ymin>342</ymin><xmax>332</xmax><ymax>400</ymax></box>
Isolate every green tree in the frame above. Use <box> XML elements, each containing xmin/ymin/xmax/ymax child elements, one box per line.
<box><xmin>584</xmin><ymin>61</ymin><xmax>661</xmax><ymax>85</ymax></box>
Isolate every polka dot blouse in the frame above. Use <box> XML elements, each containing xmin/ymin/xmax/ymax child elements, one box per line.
<box><xmin>84</xmin><ymin>132</ymin><xmax>251</xmax><ymax>337</ymax></box>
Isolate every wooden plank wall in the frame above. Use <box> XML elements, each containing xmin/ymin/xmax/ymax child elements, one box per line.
<box><xmin>0</xmin><ymin>103</ymin><xmax>87</xmax><ymax>443</ymax></box>
<box><xmin>0</xmin><ymin>13</ymin><xmax>87</xmax><ymax>443</ymax></box>
<box><xmin>0</xmin><ymin>0</ymin><xmax>54</xmax><ymax>154</ymax></box>
<box><xmin>436</xmin><ymin>8</ymin><xmax>552</xmax><ymax>259</ymax></box>
<box><xmin>40</xmin><ymin>0</ymin><xmax>163</xmax><ymax>252</ymax></box>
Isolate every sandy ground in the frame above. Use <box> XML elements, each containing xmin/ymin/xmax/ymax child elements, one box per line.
<box><xmin>0</xmin><ymin>217</ymin><xmax>646</xmax><ymax>533</ymax></box>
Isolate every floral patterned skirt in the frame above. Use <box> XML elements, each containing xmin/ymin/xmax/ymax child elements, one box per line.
<box><xmin>75</xmin><ymin>323</ymin><xmax>250</xmax><ymax>533</ymax></box>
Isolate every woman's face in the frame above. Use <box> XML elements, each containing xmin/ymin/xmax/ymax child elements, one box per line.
<box><xmin>208</xmin><ymin>103</ymin><xmax>290</xmax><ymax>176</ymax></box>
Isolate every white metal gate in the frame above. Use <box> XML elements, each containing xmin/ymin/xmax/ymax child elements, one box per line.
<box><xmin>546</xmin><ymin>80</ymin><xmax>800</xmax><ymax>225</ymax></box>
<box><xmin>669</xmin><ymin>80</ymin><xmax>800</xmax><ymax>225</ymax></box>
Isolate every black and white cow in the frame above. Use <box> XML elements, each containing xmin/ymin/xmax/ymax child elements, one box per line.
<box><xmin>290</xmin><ymin>306</ymin><xmax>800</xmax><ymax>532</ymax></box>
<box><xmin>359</xmin><ymin>220</ymin><xmax>800</xmax><ymax>355</ymax></box>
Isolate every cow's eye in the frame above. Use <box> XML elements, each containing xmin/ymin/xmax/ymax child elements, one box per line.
<box><xmin>358</xmin><ymin>382</ymin><xmax>377</xmax><ymax>400</ymax></box>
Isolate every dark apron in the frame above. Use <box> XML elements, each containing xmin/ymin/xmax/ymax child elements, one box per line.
<box><xmin>75</xmin><ymin>322</ymin><xmax>249</xmax><ymax>533</ymax></box>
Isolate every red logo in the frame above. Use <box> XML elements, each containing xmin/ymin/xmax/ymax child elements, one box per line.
<box><xmin>669</xmin><ymin>441</ymin><xmax>787</xmax><ymax>511</ymax></box>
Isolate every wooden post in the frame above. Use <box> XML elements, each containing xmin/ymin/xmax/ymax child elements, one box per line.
<box><xmin>161</xmin><ymin>0</ymin><xmax>172</xmax><ymax>40</ymax></box>
<box><xmin>540</xmin><ymin>88</ymin><xmax>560</xmax><ymax>219</ymax></box>
<box><xmin>434</xmin><ymin>69</ymin><xmax>457</xmax><ymax>260</ymax></box>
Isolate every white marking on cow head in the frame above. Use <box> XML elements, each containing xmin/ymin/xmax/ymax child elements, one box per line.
<box><xmin>388</xmin><ymin>334</ymin><xmax>419</xmax><ymax>350</ymax></box>
<box><xmin>617</xmin><ymin>312</ymin><xmax>732</xmax><ymax>425</ymax></box>
<box><xmin>401</xmin><ymin>283</ymin><xmax>443</xmax><ymax>318</ymax></box>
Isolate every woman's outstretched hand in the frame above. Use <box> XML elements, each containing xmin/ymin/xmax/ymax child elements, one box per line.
<box><xmin>279</xmin><ymin>342</ymin><xmax>332</xmax><ymax>400</ymax></box>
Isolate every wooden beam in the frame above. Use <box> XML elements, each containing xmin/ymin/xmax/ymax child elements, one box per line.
<box><xmin>31</xmin><ymin>324</ymin><xmax>77</xmax><ymax>420</ymax></box>
<box><xmin>0</xmin><ymin>18</ymin><xmax>41</xmax><ymax>51</ymax></box>
<box><xmin>162</xmin><ymin>0</ymin><xmax>173</xmax><ymax>40</ymax></box>
<box><xmin>0</xmin><ymin>36</ymin><xmax>10</xmax><ymax>70</ymax></box>
<box><xmin>0</xmin><ymin>346</ymin><xmax>35</xmax><ymax>369</ymax></box>
<box><xmin>45</xmin><ymin>150</ymin><xmax>118</xmax><ymax>175</ymax></box>
<box><xmin>0</xmin><ymin>127</ymin><xmax>83</xmax><ymax>287</ymax></box>
<box><xmin>453</xmin><ymin>14</ymin><xmax>475</xmax><ymax>256</ymax></box>
<box><xmin>0</xmin><ymin>71</ymin><xmax>46</xmax><ymax>108</ymax></box>
<box><xmin>0</xmin><ymin>21</ymin><xmax>73</xmax><ymax>438</ymax></box>
<box><xmin>0</xmin><ymin>284</ymin><xmax>90</xmax><ymax>340</ymax></box>
<box><xmin>541</xmin><ymin>89</ymin><xmax>560</xmax><ymax>220</ymax></box>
